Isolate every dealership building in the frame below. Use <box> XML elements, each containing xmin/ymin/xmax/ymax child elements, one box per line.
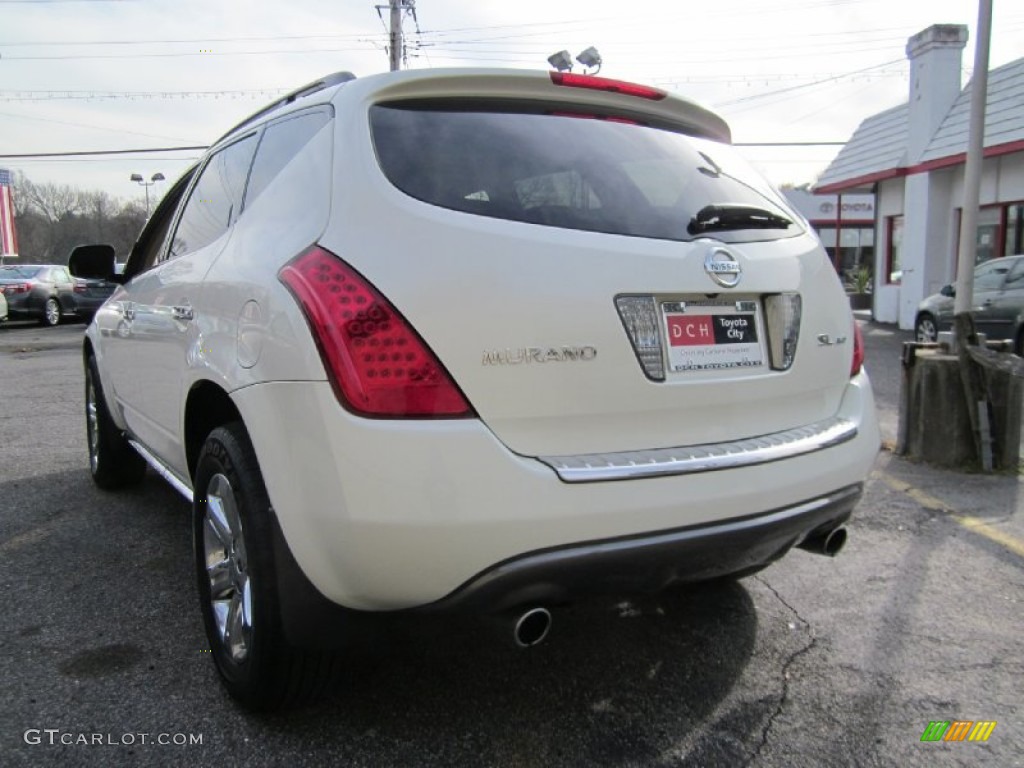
<box><xmin>815</xmin><ymin>24</ymin><xmax>1024</xmax><ymax>329</ymax></box>
<box><xmin>781</xmin><ymin>189</ymin><xmax>875</xmax><ymax>283</ymax></box>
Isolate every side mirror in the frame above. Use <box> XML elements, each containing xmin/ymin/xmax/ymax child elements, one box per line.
<box><xmin>68</xmin><ymin>244</ymin><xmax>118</xmax><ymax>282</ymax></box>
<box><xmin>939</xmin><ymin>284</ymin><xmax>956</xmax><ymax>298</ymax></box>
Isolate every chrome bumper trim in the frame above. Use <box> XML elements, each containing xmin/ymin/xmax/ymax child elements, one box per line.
<box><xmin>537</xmin><ymin>416</ymin><xmax>857</xmax><ymax>482</ymax></box>
<box><xmin>128</xmin><ymin>439</ymin><xmax>194</xmax><ymax>502</ymax></box>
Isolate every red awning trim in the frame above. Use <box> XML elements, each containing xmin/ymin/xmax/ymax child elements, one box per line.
<box><xmin>814</xmin><ymin>138</ymin><xmax>1024</xmax><ymax>194</ymax></box>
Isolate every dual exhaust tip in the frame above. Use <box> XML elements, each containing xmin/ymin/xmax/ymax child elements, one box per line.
<box><xmin>507</xmin><ymin>528</ymin><xmax>846</xmax><ymax>648</ymax></box>
<box><xmin>512</xmin><ymin>607</ymin><xmax>552</xmax><ymax>648</ymax></box>
<box><xmin>797</xmin><ymin>526</ymin><xmax>847</xmax><ymax>557</ymax></box>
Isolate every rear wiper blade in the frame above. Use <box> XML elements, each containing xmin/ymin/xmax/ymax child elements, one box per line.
<box><xmin>688</xmin><ymin>204</ymin><xmax>793</xmax><ymax>235</ymax></box>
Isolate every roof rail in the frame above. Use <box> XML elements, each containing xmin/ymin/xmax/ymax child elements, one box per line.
<box><xmin>214</xmin><ymin>71</ymin><xmax>356</xmax><ymax>145</ymax></box>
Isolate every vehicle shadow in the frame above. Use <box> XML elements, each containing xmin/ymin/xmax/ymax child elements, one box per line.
<box><xmin>0</xmin><ymin>468</ymin><xmax>762</xmax><ymax>767</ymax></box>
<box><xmin>263</xmin><ymin>581</ymin><xmax>761</xmax><ymax>766</ymax></box>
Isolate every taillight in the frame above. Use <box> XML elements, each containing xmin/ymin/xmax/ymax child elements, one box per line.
<box><xmin>73</xmin><ymin>283</ymin><xmax>87</xmax><ymax>293</ymax></box>
<box><xmin>278</xmin><ymin>246</ymin><xmax>474</xmax><ymax>418</ymax></box>
<box><xmin>615</xmin><ymin>296</ymin><xmax>665</xmax><ymax>381</ymax></box>
<box><xmin>851</xmin><ymin>319</ymin><xmax>865</xmax><ymax>377</ymax></box>
<box><xmin>764</xmin><ymin>293</ymin><xmax>802</xmax><ymax>371</ymax></box>
<box><xmin>4</xmin><ymin>283</ymin><xmax>30</xmax><ymax>294</ymax></box>
<box><xmin>549</xmin><ymin>72</ymin><xmax>667</xmax><ymax>101</ymax></box>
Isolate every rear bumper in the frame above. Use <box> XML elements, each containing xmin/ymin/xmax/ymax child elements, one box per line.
<box><xmin>4</xmin><ymin>293</ymin><xmax>42</xmax><ymax>318</ymax></box>
<box><xmin>272</xmin><ymin>483</ymin><xmax>859</xmax><ymax>648</ymax></box>
<box><xmin>427</xmin><ymin>484</ymin><xmax>861</xmax><ymax>612</ymax></box>
<box><xmin>231</xmin><ymin>372</ymin><xmax>879</xmax><ymax>611</ymax></box>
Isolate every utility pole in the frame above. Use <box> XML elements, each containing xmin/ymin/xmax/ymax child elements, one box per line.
<box><xmin>377</xmin><ymin>0</ymin><xmax>417</xmax><ymax>71</ymax></box>
<box><xmin>953</xmin><ymin>0</ymin><xmax>993</xmax><ymax>317</ymax></box>
<box><xmin>953</xmin><ymin>0</ymin><xmax>995</xmax><ymax>470</ymax></box>
<box><xmin>388</xmin><ymin>0</ymin><xmax>402</xmax><ymax>72</ymax></box>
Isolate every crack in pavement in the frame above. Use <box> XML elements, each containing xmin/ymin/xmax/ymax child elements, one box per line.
<box><xmin>741</xmin><ymin>576</ymin><xmax>817</xmax><ymax>768</ymax></box>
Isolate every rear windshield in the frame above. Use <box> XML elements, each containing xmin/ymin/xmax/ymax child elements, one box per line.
<box><xmin>370</xmin><ymin>102</ymin><xmax>801</xmax><ymax>244</ymax></box>
<box><xmin>0</xmin><ymin>266</ymin><xmax>43</xmax><ymax>279</ymax></box>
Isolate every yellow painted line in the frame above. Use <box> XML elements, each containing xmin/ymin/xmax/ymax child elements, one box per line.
<box><xmin>954</xmin><ymin>515</ymin><xmax>1024</xmax><ymax>558</ymax></box>
<box><xmin>876</xmin><ymin>471</ymin><xmax>1024</xmax><ymax>558</ymax></box>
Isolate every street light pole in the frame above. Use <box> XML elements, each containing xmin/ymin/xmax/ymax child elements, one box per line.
<box><xmin>130</xmin><ymin>172</ymin><xmax>165</xmax><ymax>216</ymax></box>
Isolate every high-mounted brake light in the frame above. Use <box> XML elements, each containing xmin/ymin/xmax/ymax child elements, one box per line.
<box><xmin>279</xmin><ymin>246</ymin><xmax>474</xmax><ymax>418</ymax></box>
<box><xmin>851</xmin><ymin>319</ymin><xmax>865</xmax><ymax>377</ymax></box>
<box><xmin>549</xmin><ymin>72</ymin><xmax>667</xmax><ymax>101</ymax></box>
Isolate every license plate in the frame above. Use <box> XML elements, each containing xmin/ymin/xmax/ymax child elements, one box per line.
<box><xmin>662</xmin><ymin>299</ymin><xmax>764</xmax><ymax>372</ymax></box>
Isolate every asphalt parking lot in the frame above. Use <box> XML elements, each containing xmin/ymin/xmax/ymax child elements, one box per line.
<box><xmin>1</xmin><ymin>318</ymin><xmax>1022</xmax><ymax>767</ymax></box>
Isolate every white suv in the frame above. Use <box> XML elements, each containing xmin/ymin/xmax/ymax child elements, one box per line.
<box><xmin>75</xmin><ymin>68</ymin><xmax>879</xmax><ymax>710</ymax></box>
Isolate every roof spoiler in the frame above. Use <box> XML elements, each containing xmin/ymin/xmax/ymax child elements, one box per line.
<box><xmin>214</xmin><ymin>71</ymin><xmax>356</xmax><ymax>144</ymax></box>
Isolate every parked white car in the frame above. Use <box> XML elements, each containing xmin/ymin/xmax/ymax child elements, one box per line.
<box><xmin>75</xmin><ymin>68</ymin><xmax>879</xmax><ymax>710</ymax></box>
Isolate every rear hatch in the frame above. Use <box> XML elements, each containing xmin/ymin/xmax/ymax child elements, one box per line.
<box><xmin>74</xmin><ymin>277</ymin><xmax>116</xmax><ymax>299</ymax></box>
<box><xmin>334</xmin><ymin>72</ymin><xmax>855</xmax><ymax>457</ymax></box>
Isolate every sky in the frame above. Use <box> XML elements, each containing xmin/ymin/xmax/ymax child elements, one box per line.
<box><xmin>1</xmin><ymin>0</ymin><xmax>1022</xmax><ymax>211</ymax></box>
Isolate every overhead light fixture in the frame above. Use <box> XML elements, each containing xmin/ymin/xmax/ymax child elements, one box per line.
<box><xmin>547</xmin><ymin>50</ymin><xmax>573</xmax><ymax>72</ymax></box>
<box><xmin>575</xmin><ymin>46</ymin><xmax>602</xmax><ymax>74</ymax></box>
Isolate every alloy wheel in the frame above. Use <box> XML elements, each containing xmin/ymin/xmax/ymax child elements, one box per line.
<box><xmin>85</xmin><ymin>371</ymin><xmax>99</xmax><ymax>473</ymax></box>
<box><xmin>916</xmin><ymin>316</ymin><xmax>937</xmax><ymax>342</ymax></box>
<box><xmin>203</xmin><ymin>473</ymin><xmax>253</xmax><ymax>663</ymax></box>
<box><xmin>44</xmin><ymin>299</ymin><xmax>60</xmax><ymax>326</ymax></box>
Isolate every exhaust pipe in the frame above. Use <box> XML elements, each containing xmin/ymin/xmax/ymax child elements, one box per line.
<box><xmin>797</xmin><ymin>526</ymin><xmax>847</xmax><ymax>557</ymax></box>
<box><xmin>513</xmin><ymin>607</ymin><xmax>552</xmax><ymax>648</ymax></box>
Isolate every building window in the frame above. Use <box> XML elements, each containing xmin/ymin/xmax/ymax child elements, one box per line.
<box><xmin>975</xmin><ymin>206</ymin><xmax>1001</xmax><ymax>265</ymax></box>
<box><xmin>955</xmin><ymin>200</ymin><xmax>1024</xmax><ymax>265</ymax></box>
<box><xmin>886</xmin><ymin>215</ymin><xmax>903</xmax><ymax>285</ymax></box>
<box><xmin>1006</xmin><ymin>204</ymin><xmax>1024</xmax><ymax>257</ymax></box>
<box><xmin>817</xmin><ymin>226</ymin><xmax>875</xmax><ymax>285</ymax></box>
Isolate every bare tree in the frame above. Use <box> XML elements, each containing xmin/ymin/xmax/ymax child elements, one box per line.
<box><xmin>14</xmin><ymin>173</ymin><xmax>82</xmax><ymax>223</ymax></box>
<box><xmin>11</xmin><ymin>173</ymin><xmax>148</xmax><ymax>262</ymax></box>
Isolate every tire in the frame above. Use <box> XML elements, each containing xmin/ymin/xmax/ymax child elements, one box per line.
<box><xmin>193</xmin><ymin>423</ymin><xmax>341</xmax><ymax>711</ymax></box>
<box><xmin>914</xmin><ymin>313</ymin><xmax>938</xmax><ymax>343</ymax></box>
<box><xmin>41</xmin><ymin>297</ymin><xmax>61</xmax><ymax>327</ymax></box>
<box><xmin>85</xmin><ymin>355</ymin><xmax>147</xmax><ymax>489</ymax></box>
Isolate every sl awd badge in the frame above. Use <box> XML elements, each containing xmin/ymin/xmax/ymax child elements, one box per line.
<box><xmin>704</xmin><ymin>247</ymin><xmax>742</xmax><ymax>288</ymax></box>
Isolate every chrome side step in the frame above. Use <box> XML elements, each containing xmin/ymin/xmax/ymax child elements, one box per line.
<box><xmin>128</xmin><ymin>439</ymin><xmax>194</xmax><ymax>502</ymax></box>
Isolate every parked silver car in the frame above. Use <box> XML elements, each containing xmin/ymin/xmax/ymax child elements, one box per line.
<box><xmin>915</xmin><ymin>255</ymin><xmax>1024</xmax><ymax>351</ymax></box>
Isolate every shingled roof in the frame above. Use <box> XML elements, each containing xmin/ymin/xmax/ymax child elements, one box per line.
<box><xmin>816</xmin><ymin>57</ymin><xmax>1024</xmax><ymax>193</ymax></box>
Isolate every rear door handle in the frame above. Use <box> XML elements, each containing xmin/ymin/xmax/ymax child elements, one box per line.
<box><xmin>172</xmin><ymin>305</ymin><xmax>194</xmax><ymax>322</ymax></box>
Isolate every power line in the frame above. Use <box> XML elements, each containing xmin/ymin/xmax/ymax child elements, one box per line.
<box><xmin>0</xmin><ymin>88</ymin><xmax>291</xmax><ymax>102</ymax></box>
<box><xmin>0</xmin><ymin>44</ymin><xmax>379</xmax><ymax>61</ymax></box>
<box><xmin>0</xmin><ymin>146</ymin><xmax>207</xmax><ymax>159</ymax></box>
<box><xmin>0</xmin><ymin>108</ymin><xmax>201</xmax><ymax>143</ymax></box>
<box><xmin>714</xmin><ymin>58</ymin><xmax>904</xmax><ymax>108</ymax></box>
<box><xmin>0</xmin><ymin>32</ymin><xmax>380</xmax><ymax>46</ymax></box>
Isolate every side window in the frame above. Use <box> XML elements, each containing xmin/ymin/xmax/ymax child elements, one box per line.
<box><xmin>57</xmin><ymin>267</ymin><xmax>71</xmax><ymax>282</ymax></box>
<box><xmin>973</xmin><ymin>260</ymin><xmax>1010</xmax><ymax>292</ymax></box>
<box><xmin>167</xmin><ymin>134</ymin><xmax>258</xmax><ymax>261</ymax></box>
<box><xmin>245</xmin><ymin>110</ymin><xmax>330</xmax><ymax>208</ymax></box>
<box><xmin>1004</xmin><ymin>259</ymin><xmax>1024</xmax><ymax>289</ymax></box>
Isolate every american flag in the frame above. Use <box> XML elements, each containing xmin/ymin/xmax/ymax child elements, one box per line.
<box><xmin>0</xmin><ymin>168</ymin><xmax>19</xmax><ymax>259</ymax></box>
